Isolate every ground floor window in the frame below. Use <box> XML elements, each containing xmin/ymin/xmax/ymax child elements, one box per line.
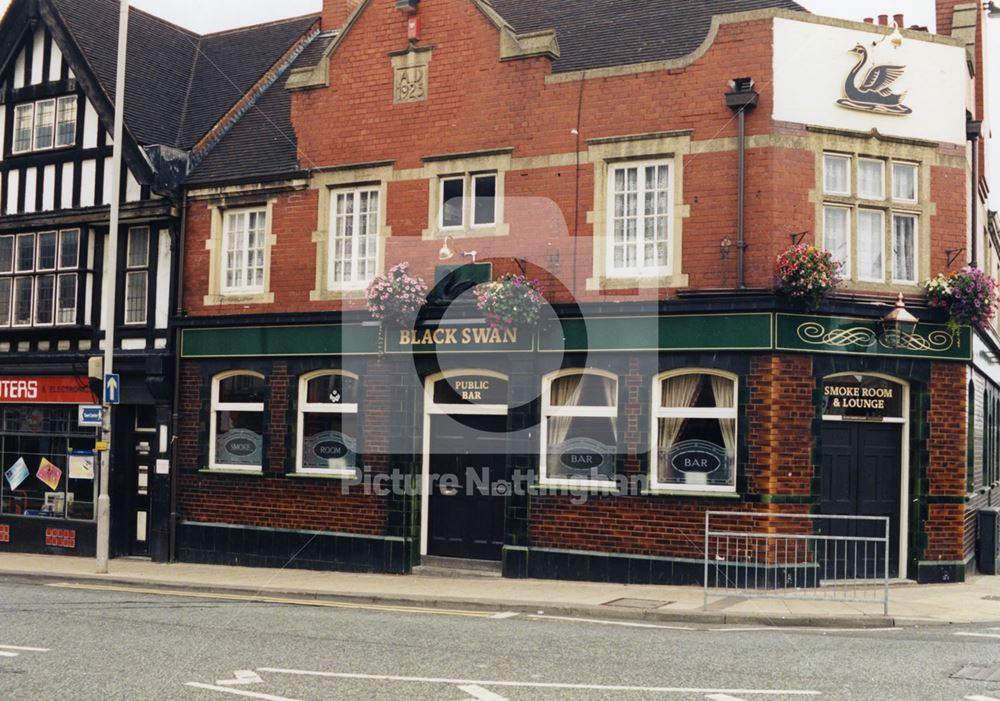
<box><xmin>541</xmin><ymin>370</ymin><xmax>618</xmax><ymax>484</ymax></box>
<box><xmin>297</xmin><ymin>371</ymin><xmax>359</xmax><ymax>477</ymax></box>
<box><xmin>210</xmin><ymin>372</ymin><xmax>265</xmax><ymax>471</ymax></box>
<box><xmin>652</xmin><ymin>370</ymin><xmax>737</xmax><ymax>491</ymax></box>
<box><xmin>0</xmin><ymin>406</ymin><xmax>97</xmax><ymax>519</ymax></box>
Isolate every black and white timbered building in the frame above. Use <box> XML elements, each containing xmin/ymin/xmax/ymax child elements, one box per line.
<box><xmin>0</xmin><ymin>0</ymin><xmax>318</xmax><ymax>561</ymax></box>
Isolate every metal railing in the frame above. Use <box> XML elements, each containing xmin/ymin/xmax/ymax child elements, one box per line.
<box><xmin>703</xmin><ymin>511</ymin><xmax>890</xmax><ymax>615</ymax></box>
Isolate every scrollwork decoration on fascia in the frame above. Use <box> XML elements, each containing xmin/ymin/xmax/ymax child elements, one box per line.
<box><xmin>795</xmin><ymin>322</ymin><xmax>954</xmax><ymax>353</ymax></box>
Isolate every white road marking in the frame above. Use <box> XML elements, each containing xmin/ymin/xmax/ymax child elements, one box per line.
<box><xmin>216</xmin><ymin>670</ymin><xmax>263</xmax><ymax>686</ymax></box>
<box><xmin>964</xmin><ymin>695</ymin><xmax>1000</xmax><ymax>701</ymax></box>
<box><xmin>711</xmin><ymin>627</ymin><xmax>900</xmax><ymax>633</ymax></box>
<box><xmin>185</xmin><ymin>682</ymin><xmax>302</xmax><ymax>701</ymax></box>
<box><xmin>527</xmin><ymin>614</ymin><xmax>696</xmax><ymax>631</ymax></box>
<box><xmin>0</xmin><ymin>645</ymin><xmax>48</xmax><ymax>651</ymax></box>
<box><xmin>457</xmin><ymin>684</ymin><xmax>508</xmax><ymax>700</ymax></box>
<box><xmin>256</xmin><ymin>667</ymin><xmax>821</xmax><ymax>695</ymax></box>
<box><xmin>707</xmin><ymin>695</ymin><xmax>749</xmax><ymax>701</ymax></box>
<box><xmin>954</xmin><ymin>632</ymin><xmax>1000</xmax><ymax>640</ymax></box>
<box><xmin>490</xmin><ymin>612</ymin><xmax>519</xmax><ymax>619</ymax></box>
<box><xmin>0</xmin><ymin>651</ymin><xmax>18</xmax><ymax>657</ymax></box>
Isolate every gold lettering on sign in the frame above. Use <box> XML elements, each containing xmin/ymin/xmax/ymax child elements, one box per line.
<box><xmin>823</xmin><ymin>384</ymin><xmax>894</xmax><ymax>411</ymax></box>
<box><xmin>398</xmin><ymin>327</ymin><xmax>519</xmax><ymax>347</ymax></box>
<box><xmin>454</xmin><ymin>379</ymin><xmax>491</xmax><ymax>401</ymax></box>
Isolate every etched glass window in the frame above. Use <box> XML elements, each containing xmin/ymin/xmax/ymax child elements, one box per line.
<box><xmin>653</xmin><ymin>371</ymin><xmax>737</xmax><ymax>491</ymax></box>
<box><xmin>542</xmin><ymin>371</ymin><xmax>618</xmax><ymax>483</ymax></box>
<box><xmin>297</xmin><ymin>372</ymin><xmax>359</xmax><ymax>476</ymax></box>
<box><xmin>211</xmin><ymin>373</ymin><xmax>265</xmax><ymax>471</ymax></box>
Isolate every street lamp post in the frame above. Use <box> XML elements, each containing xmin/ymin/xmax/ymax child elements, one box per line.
<box><xmin>96</xmin><ymin>0</ymin><xmax>129</xmax><ymax>574</ymax></box>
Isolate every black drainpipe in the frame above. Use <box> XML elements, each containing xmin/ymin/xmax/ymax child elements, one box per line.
<box><xmin>726</xmin><ymin>78</ymin><xmax>758</xmax><ymax>289</ymax></box>
<box><xmin>168</xmin><ymin>189</ymin><xmax>187</xmax><ymax>561</ymax></box>
<box><xmin>967</xmin><ymin>115</ymin><xmax>982</xmax><ymax>268</ymax></box>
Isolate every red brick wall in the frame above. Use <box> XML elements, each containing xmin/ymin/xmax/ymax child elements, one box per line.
<box><xmin>528</xmin><ymin>353</ymin><xmax>815</xmax><ymax>558</ymax></box>
<box><xmin>181</xmin><ymin>2</ymin><xmax>969</xmax><ymax>316</ymax></box>
<box><xmin>746</xmin><ymin>354</ymin><xmax>814</xmax><ymax>496</ymax></box>
<box><xmin>925</xmin><ymin>361</ymin><xmax>968</xmax><ymax>561</ymax></box>
<box><xmin>175</xmin><ymin>360</ymin><xmax>387</xmax><ymax>534</ymax></box>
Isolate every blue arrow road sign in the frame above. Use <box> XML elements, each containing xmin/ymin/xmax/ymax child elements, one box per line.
<box><xmin>104</xmin><ymin>373</ymin><xmax>120</xmax><ymax>405</ymax></box>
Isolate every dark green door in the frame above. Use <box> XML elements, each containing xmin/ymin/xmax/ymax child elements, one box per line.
<box><xmin>820</xmin><ymin>421</ymin><xmax>901</xmax><ymax>578</ymax></box>
<box><xmin>427</xmin><ymin>414</ymin><xmax>507</xmax><ymax>560</ymax></box>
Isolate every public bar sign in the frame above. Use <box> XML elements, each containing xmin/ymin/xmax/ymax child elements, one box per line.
<box><xmin>0</xmin><ymin>376</ymin><xmax>96</xmax><ymax>404</ymax></box>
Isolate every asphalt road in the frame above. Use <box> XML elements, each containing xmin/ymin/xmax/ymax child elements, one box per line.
<box><xmin>1</xmin><ymin>575</ymin><xmax>999</xmax><ymax>701</ymax></box>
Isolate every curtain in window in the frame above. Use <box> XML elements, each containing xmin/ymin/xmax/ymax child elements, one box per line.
<box><xmin>710</xmin><ymin>375</ymin><xmax>735</xmax><ymax>470</ymax></box>
<box><xmin>547</xmin><ymin>373</ymin><xmax>583</xmax><ymax>447</ymax></box>
<box><xmin>658</xmin><ymin>374</ymin><xmax>701</xmax><ymax>480</ymax></box>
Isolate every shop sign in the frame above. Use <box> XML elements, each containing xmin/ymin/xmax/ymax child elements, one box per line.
<box><xmin>434</xmin><ymin>375</ymin><xmax>508</xmax><ymax>405</ymax></box>
<box><xmin>0</xmin><ymin>376</ymin><xmax>96</xmax><ymax>404</ymax></box>
<box><xmin>823</xmin><ymin>376</ymin><xmax>903</xmax><ymax>419</ymax></box>
<box><xmin>554</xmin><ymin>437</ymin><xmax>614</xmax><ymax>477</ymax></box>
<box><xmin>391</xmin><ymin>325</ymin><xmax>533</xmax><ymax>353</ymax></box>
<box><xmin>217</xmin><ymin>429</ymin><xmax>262</xmax><ymax>465</ymax></box>
<box><xmin>303</xmin><ymin>431</ymin><xmax>356</xmax><ymax>468</ymax></box>
<box><xmin>668</xmin><ymin>440</ymin><xmax>727</xmax><ymax>474</ymax></box>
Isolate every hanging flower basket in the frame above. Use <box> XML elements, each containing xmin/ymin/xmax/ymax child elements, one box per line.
<box><xmin>774</xmin><ymin>243</ymin><xmax>842</xmax><ymax>306</ymax></box>
<box><xmin>924</xmin><ymin>266</ymin><xmax>999</xmax><ymax>334</ymax></box>
<box><xmin>473</xmin><ymin>274</ymin><xmax>545</xmax><ymax>330</ymax></box>
<box><xmin>366</xmin><ymin>262</ymin><xmax>428</xmax><ymax>326</ymax></box>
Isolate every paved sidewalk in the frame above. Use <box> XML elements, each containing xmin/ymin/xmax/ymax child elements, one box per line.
<box><xmin>2</xmin><ymin>552</ymin><xmax>999</xmax><ymax>628</ymax></box>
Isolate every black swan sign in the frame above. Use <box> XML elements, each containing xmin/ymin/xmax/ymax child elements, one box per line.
<box><xmin>837</xmin><ymin>43</ymin><xmax>911</xmax><ymax>115</ymax></box>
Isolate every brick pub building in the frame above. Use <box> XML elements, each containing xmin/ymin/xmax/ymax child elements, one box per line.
<box><xmin>173</xmin><ymin>0</ymin><xmax>999</xmax><ymax>584</ymax></box>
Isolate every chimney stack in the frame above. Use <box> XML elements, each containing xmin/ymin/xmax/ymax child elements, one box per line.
<box><xmin>893</xmin><ymin>14</ymin><xmax>904</xmax><ymax>28</ymax></box>
<box><xmin>864</xmin><ymin>17</ymin><xmax>874</xmax><ymax>24</ymax></box>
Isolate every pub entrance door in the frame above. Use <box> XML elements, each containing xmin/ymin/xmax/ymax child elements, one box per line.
<box><xmin>820</xmin><ymin>374</ymin><xmax>907</xmax><ymax>579</ymax></box>
<box><xmin>422</xmin><ymin>371</ymin><xmax>508</xmax><ymax>561</ymax></box>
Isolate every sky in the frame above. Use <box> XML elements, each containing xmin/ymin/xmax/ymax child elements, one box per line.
<box><xmin>0</xmin><ymin>0</ymin><xmax>994</xmax><ymax>197</ymax></box>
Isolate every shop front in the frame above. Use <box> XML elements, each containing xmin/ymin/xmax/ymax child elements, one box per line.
<box><xmin>0</xmin><ymin>376</ymin><xmax>100</xmax><ymax>556</ymax></box>
<box><xmin>175</xmin><ymin>306</ymin><xmax>976</xmax><ymax>584</ymax></box>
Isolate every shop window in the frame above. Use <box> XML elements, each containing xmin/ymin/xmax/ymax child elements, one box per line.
<box><xmin>209</xmin><ymin>372</ymin><xmax>265</xmax><ymax>472</ymax></box>
<box><xmin>296</xmin><ymin>371</ymin><xmax>359</xmax><ymax>477</ymax></box>
<box><xmin>0</xmin><ymin>229</ymin><xmax>79</xmax><ymax>327</ymax></box>
<box><xmin>124</xmin><ymin>226</ymin><xmax>149</xmax><ymax>325</ymax></box>
<box><xmin>541</xmin><ymin>370</ymin><xmax>618</xmax><ymax>484</ymax></box>
<box><xmin>329</xmin><ymin>188</ymin><xmax>379</xmax><ymax>289</ymax></box>
<box><xmin>821</xmin><ymin>153</ymin><xmax>921</xmax><ymax>286</ymax></box>
<box><xmin>0</xmin><ymin>406</ymin><xmax>98</xmax><ymax>520</ymax></box>
<box><xmin>651</xmin><ymin>370</ymin><xmax>737</xmax><ymax>492</ymax></box>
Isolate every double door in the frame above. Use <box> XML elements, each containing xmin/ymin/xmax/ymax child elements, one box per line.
<box><xmin>819</xmin><ymin>421</ymin><xmax>902</xmax><ymax>578</ymax></box>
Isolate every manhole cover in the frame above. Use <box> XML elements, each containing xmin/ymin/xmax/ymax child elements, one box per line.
<box><xmin>601</xmin><ymin>598</ymin><xmax>672</xmax><ymax>609</ymax></box>
<box><xmin>951</xmin><ymin>664</ymin><xmax>1000</xmax><ymax>681</ymax></box>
